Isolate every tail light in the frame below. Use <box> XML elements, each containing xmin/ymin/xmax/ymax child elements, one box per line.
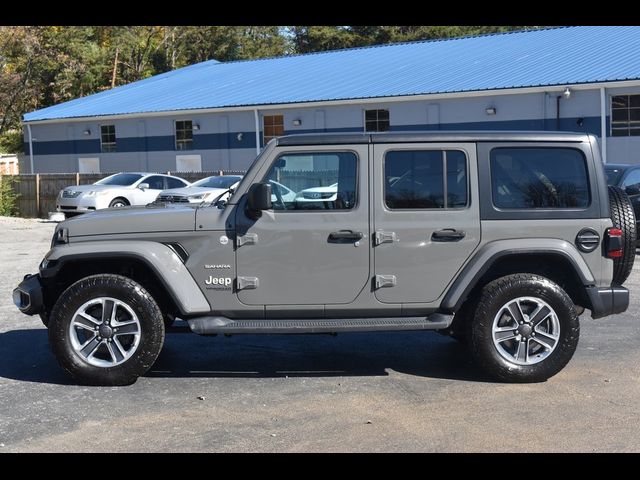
<box><xmin>605</xmin><ymin>227</ymin><xmax>623</xmax><ymax>258</ymax></box>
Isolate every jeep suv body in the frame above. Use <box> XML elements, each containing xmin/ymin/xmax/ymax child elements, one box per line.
<box><xmin>13</xmin><ymin>132</ymin><xmax>634</xmax><ymax>385</ymax></box>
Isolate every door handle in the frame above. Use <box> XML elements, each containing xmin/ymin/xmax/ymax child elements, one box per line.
<box><xmin>329</xmin><ymin>230</ymin><xmax>364</xmax><ymax>241</ymax></box>
<box><xmin>432</xmin><ymin>229</ymin><xmax>466</xmax><ymax>242</ymax></box>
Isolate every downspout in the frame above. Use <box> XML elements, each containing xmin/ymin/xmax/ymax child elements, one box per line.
<box><xmin>254</xmin><ymin>109</ymin><xmax>260</xmax><ymax>156</ymax></box>
<box><xmin>600</xmin><ymin>87</ymin><xmax>607</xmax><ymax>164</ymax></box>
<box><xmin>27</xmin><ymin>123</ymin><xmax>34</xmax><ymax>173</ymax></box>
<box><xmin>556</xmin><ymin>95</ymin><xmax>561</xmax><ymax>131</ymax></box>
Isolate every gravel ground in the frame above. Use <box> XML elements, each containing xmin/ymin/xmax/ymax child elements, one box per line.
<box><xmin>1</xmin><ymin>216</ymin><xmax>639</xmax><ymax>452</ymax></box>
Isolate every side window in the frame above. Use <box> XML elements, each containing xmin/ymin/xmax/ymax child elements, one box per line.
<box><xmin>145</xmin><ymin>176</ymin><xmax>166</xmax><ymax>190</ymax></box>
<box><xmin>166</xmin><ymin>177</ymin><xmax>188</xmax><ymax>189</ymax></box>
<box><xmin>384</xmin><ymin>150</ymin><xmax>468</xmax><ymax>209</ymax></box>
<box><xmin>490</xmin><ymin>148</ymin><xmax>590</xmax><ymax>209</ymax></box>
<box><xmin>263</xmin><ymin>152</ymin><xmax>357</xmax><ymax>211</ymax></box>
<box><xmin>364</xmin><ymin>109</ymin><xmax>390</xmax><ymax>132</ymax></box>
<box><xmin>621</xmin><ymin>169</ymin><xmax>640</xmax><ymax>194</ymax></box>
<box><xmin>100</xmin><ymin>125</ymin><xmax>116</xmax><ymax>152</ymax></box>
<box><xmin>175</xmin><ymin>120</ymin><xmax>193</xmax><ymax>150</ymax></box>
<box><xmin>263</xmin><ymin>115</ymin><xmax>284</xmax><ymax>146</ymax></box>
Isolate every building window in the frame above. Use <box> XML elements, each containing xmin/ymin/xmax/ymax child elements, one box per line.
<box><xmin>175</xmin><ymin>120</ymin><xmax>194</xmax><ymax>150</ymax></box>
<box><xmin>263</xmin><ymin>115</ymin><xmax>284</xmax><ymax>145</ymax></box>
<box><xmin>364</xmin><ymin>109</ymin><xmax>390</xmax><ymax>132</ymax></box>
<box><xmin>611</xmin><ymin>95</ymin><xmax>640</xmax><ymax>137</ymax></box>
<box><xmin>100</xmin><ymin>125</ymin><xmax>116</xmax><ymax>152</ymax></box>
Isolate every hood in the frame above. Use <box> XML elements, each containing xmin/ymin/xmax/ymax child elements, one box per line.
<box><xmin>62</xmin><ymin>184</ymin><xmax>130</xmax><ymax>193</ymax></box>
<box><xmin>159</xmin><ymin>186</ymin><xmax>227</xmax><ymax>197</ymax></box>
<box><xmin>63</xmin><ymin>203</ymin><xmax>197</xmax><ymax>237</ymax></box>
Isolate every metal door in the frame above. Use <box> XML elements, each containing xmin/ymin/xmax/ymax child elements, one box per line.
<box><xmin>373</xmin><ymin>143</ymin><xmax>481</xmax><ymax>303</ymax></box>
<box><xmin>235</xmin><ymin>145</ymin><xmax>370</xmax><ymax>306</ymax></box>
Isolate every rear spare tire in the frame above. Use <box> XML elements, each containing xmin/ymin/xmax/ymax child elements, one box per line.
<box><xmin>608</xmin><ymin>185</ymin><xmax>636</xmax><ymax>285</ymax></box>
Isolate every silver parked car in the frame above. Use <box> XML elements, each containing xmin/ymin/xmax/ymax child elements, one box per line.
<box><xmin>57</xmin><ymin>172</ymin><xmax>190</xmax><ymax>215</ymax></box>
<box><xmin>157</xmin><ymin>175</ymin><xmax>297</xmax><ymax>205</ymax></box>
<box><xmin>157</xmin><ymin>175</ymin><xmax>243</xmax><ymax>204</ymax></box>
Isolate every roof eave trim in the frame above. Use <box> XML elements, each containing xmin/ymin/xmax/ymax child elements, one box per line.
<box><xmin>23</xmin><ymin>79</ymin><xmax>640</xmax><ymax>125</ymax></box>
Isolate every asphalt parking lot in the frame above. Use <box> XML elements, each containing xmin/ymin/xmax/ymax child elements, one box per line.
<box><xmin>1</xmin><ymin>216</ymin><xmax>639</xmax><ymax>452</ymax></box>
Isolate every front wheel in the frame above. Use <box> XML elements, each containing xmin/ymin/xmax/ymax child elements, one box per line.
<box><xmin>109</xmin><ymin>198</ymin><xmax>129</xmax><ymax>208</ymax></box>
<box><xmin>48</xmin><ymin>274</ymin><xmax>165</xmax><ymax>386</ymax></box>
<box><xmin>469</xmin><ymin>273</ymin><xmax>579</xmax><ymax>383</ymax></box>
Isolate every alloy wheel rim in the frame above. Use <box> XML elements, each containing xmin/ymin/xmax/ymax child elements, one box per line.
<box><xmin>491</xmin><ymin>296</ymin><xmax>561</xmax><ymax>366</ymax></box>
<box><xmin>69</xmin><ymin>297</ymin><xmax>141</xmax><ymax>367</ymax></box>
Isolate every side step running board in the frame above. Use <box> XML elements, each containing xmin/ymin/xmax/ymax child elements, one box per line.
<box><xmin>186</xmin><ymin>313</ymin><xmax>453</xmax><ymax>335</ymax></box>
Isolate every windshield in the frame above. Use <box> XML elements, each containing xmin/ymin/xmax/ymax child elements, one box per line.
<box><xmin>95</xmin><ymin>173</ymin><xmax>144</xmax><ymax>186</ymax></box>
<box><xmin>192</xmin><ymin>176</ymin><xmax>242</xmax><ymax>189</ymax></box>
<box><xmin>605</xmin><ymin>167</ymin><xmax>624</xmax><ymax>185</ymax></box>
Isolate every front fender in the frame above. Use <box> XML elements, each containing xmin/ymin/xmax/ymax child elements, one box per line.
<box><xmin>42</xmin><ymin>241</ymin><xmax>211</xmax><ymax>315</ymax></box>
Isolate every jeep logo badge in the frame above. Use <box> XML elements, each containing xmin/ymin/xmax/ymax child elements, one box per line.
<box><xmin>205</xmin><ymin>276</ymin><xmax>232</xmax><ymax>286</ymax></box>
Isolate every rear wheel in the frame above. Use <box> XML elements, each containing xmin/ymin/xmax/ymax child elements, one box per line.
<box><xmin>608</xmin><ymin>185</ymin><xmax>636</xmax><ymax>285</ymax></box>
<box><xmin>469</xmin><ymin>274</ymin><xmax>579</xmax><ymax>383</ymax></box>
<box><xmin>48</xmin><ymin>274</ymin><xmax>165</xmax><ymax>386</ymax></box>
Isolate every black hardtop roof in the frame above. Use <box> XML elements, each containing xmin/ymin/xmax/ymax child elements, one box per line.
<box><xmin>276</xmin><ymin>131</ymin><xmax>592</xmax><ymax>146</ymax></box>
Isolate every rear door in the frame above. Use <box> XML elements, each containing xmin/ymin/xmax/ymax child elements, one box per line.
<box><xmin>373</xmin><ymin>143</ymin><xmax>481</xmax><ymax>303</ymax></box>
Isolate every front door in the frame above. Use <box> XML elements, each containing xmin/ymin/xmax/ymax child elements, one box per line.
<box><xmin>373</xmin><ymin>143</ymin><xmax>481</xmax><ymax>303</ymax></box>
<box><xmin>235</xmin><ymin>146</ymin><xmax>369</xmax><ymax>307</ymax></box>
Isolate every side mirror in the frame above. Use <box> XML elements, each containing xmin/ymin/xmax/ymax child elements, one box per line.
<box><xmin>246</xmin><ymin>182</ymin><xmax>272</xmax><ymax>219</ymax></box>
<box><xmin>138</xmin><ymin>183</ymin><xmax>150</xmax><ymax>191</ymax></box>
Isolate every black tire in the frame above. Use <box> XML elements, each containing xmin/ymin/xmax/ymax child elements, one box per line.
<box><xmin>163</xmin><ymin>315</ymin><xmax>176</xmax><ymax>329</ymax></box>
<box><xmin>608</xmin><ymin>185</ymin><xmax>636</xmax><ymax>285</ymax></box>
<box><xmin>469</xmin><ymin>274</ymin><xmax>579</xmax><ymax>383</ymax></box>
<box><xmin>108</xmin><ymin>197</ymin><xmax>129</xmax><ymax>208</ymax></box>
<box><xmin>48</xmin><ymin>274</ymin><xmax>165</xmax><ymax>386</ymax></box>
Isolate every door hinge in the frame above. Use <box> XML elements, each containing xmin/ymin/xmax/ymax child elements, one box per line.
<box><xmin>236</xmin><ymin>233</ymin><xmax>258</xmax><ymax>247</ymax></box>
<box><xmin>374</xmin><ymin>231</ymin><xmax>396</xmax><ymax>246</ymax></box>
<box><xmin>375</xmin><ymin>274</ymin><xmax>397</xmax><ymax>289</ymax></box>
<box><xmin>237</xmin><ymin>276</ymin><xmax>259</xmax><ymax>290</ymax></box>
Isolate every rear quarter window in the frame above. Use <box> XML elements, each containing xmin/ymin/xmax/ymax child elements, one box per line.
<box><xmin>490</xmin><ymin>148</ymin><xmax>590</xmax><ymax>209</ymax></box>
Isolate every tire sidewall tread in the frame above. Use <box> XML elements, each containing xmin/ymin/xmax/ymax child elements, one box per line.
<box><xmin>48</xmin><ymin>274</ymin><xmax>165</xmax><ymax>386</ymax></box>
<box><xmin>469</xmin><ymin>273</ymin><xmax>580</xmax><ymax>383</ymax></box>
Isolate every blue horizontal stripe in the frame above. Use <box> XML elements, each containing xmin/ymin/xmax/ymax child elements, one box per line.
<box><xmin>29</xmin><ymin>117</ymin><xmax>605</xmax><ymax>156</ymax></box>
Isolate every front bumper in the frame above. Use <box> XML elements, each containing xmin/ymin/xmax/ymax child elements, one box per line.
<box><xmin>56</xmin><ymin>195</ymin><xmax>105</xmax><ymax>213</ymax></box>
<box><xmin>586</xmin><ymin>286</ymin><xmax>629</xmax><ymax>319</ymax></box>
<box><xmin>13</xmin><ymin>274</ymin><xmax>44</xmax><ymax>316</ymax></box>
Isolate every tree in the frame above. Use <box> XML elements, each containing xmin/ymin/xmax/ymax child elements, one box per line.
<box><xmin>0</xmin><ymin>25</ymin><xmax>546</xmax><ymax>154</ymax></box>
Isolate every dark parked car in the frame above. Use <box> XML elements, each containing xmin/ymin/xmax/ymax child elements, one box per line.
<box><xmin>605</xmin><ymin>163</ymin><xmax>640</xmax><ymax>245</ymax></box>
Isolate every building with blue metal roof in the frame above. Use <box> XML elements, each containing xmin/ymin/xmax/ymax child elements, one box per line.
<box><xmin>21</xmin><ymin>26</ymin><xmax>640</xmax><ymax>173</ymax></box>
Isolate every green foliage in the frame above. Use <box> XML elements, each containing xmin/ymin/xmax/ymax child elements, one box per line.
<box><xmin>0</xmin><ymin>176</ymin><xmax>19</xmax><ymax>216</ymax></box>
<box><xmin>0</xmin><ymin>130</ymin><xmax>24</xmax><ymax>154</ymax></box>
<box><xmin>0</xmin><ymin>25</ymin><xmax>545</xmax><ymax>139</ymax></box>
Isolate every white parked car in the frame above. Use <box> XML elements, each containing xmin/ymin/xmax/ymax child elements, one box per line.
<box><xmin>57</xmin><ymin>172</ymin><xmax>189</xmax><ymax>215</ymax></box>
<box><xmin>158</xmin><ymin>175</ymin><xmax>296</xmax><ymax>205</ymax></box>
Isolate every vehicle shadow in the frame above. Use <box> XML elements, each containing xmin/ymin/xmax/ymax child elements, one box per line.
<box><xmin>0</xmin><ymin>327</ymin><xmax>492</xmax><ymax>385</ymax></box>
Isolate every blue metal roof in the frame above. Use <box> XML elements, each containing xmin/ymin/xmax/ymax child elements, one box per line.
<box><xmin>24</xmin><ymin>26</ymin><xmax>640</xmax><ymax>122</ymax></box>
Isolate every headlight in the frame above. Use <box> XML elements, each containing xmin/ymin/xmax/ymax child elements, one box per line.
<box><xmin>85</xmin><ymin>191</ymin><xmax>96</xmax><ymax>197</ymax></box>
<box><xmin>84</xmin><ymin>190</ymin><xmax>109</xmax><ymax>197</ymax></box>
<box><xmin>188</xmin><ymin>192</ymin><xmax>218</xmax><ymax>202</ymax></box>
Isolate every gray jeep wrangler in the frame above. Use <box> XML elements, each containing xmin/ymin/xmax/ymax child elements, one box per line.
<box><xmin>13</xmin><ymin>132</ymin><xmax>635</xmax><ymax>385</ymax></box>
